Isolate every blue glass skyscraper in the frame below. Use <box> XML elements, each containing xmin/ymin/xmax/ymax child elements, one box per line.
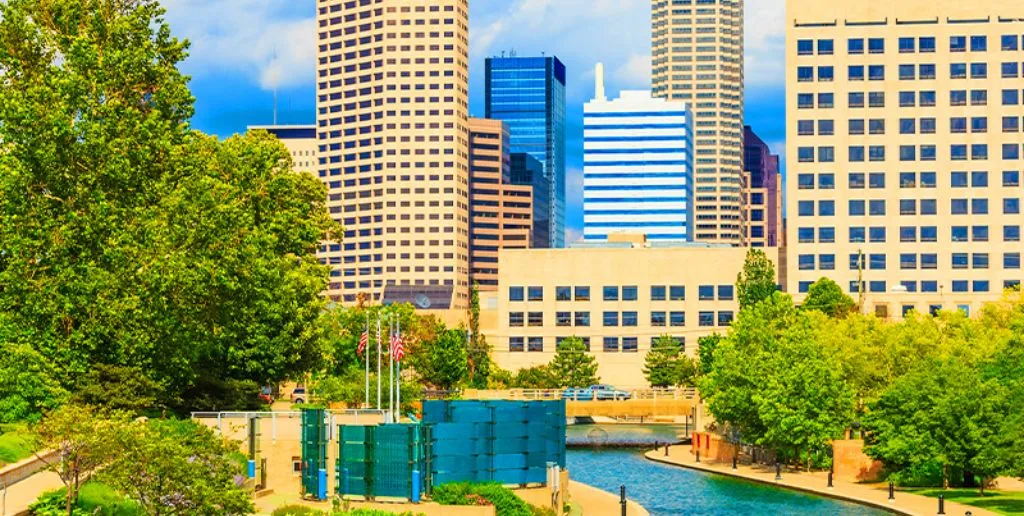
<box><xmin>485</xmin><ymin>55</ymin><xmax>566</xmax><ymax>248</ymax></box>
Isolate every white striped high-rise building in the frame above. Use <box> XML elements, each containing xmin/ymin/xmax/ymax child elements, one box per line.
<box><xmin>583</xmin><ymin>64</ymin><xmax>695</xmax><ymax>242</ymax></box>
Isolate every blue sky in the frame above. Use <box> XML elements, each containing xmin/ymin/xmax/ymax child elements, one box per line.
<box><xmin>164</xmin><ymin>0</ymin><xmax>786</xmax><ymax>242</ymax></box>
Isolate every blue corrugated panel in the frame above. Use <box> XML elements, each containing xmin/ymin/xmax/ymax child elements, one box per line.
<box><xmin>492</xmin><ymin>438</ymin><xmax>527</xmax><ymax>455</ymax></box>
<box><xmin>430</xmin><ymin>423</ymin><xmax>465</xmax><ymax>440</ymax></box>
<box><xmin>495</xmin><ymin>422</ymin><xmax>529</xmax><ymax>439</ymax></box>
<box><xmin>493</xmin><ymin>454</ymin><xmax>527</xmax><ymax>469</ymax></box>
<box><xmin>450</xmin><ymin>405</ymin><xmax>491</xmax><ymax>423</ymax></box>
<box><xmin>421</xmin><ymin>400</ymin><xmax>449</xmax><ymax>423</ymax></box>
<box><xmin>493</xmin><ymin>469</ymin><xmax>529</xmax><ymax>485</ymax></box>
<box><xmin>526</xmin><ymin>467</ymin><xmax>547</xmax><ymax>484</ymax></box>
<box><xmin>433</xmin><ymin>439</ymin><xmax>475</xmax><ymax>456</ymax></box>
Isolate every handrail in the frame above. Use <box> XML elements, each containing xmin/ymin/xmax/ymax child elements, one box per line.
<box><xmin>462</xmin><ymin>388</ymin><xmax>698</xmax><ymax>401</ymax></box>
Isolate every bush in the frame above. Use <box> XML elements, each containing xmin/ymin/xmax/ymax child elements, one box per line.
<box><xmin>0</xmin><ymin>425</ymin><xmax>34</xmax><ymax>465</ymax></box>
<box><xmin>272</xmin><ymin>506</ymin><xmax>326</xmax><ymax>516</ymax></box>
<box><xmin>433</xmin><ymin>482</ymin><xmax>535</xmax><ymax>516</ymax></box>
<box><xmin>30</xmin><ymin>483</ymin><xmax>141</xmax><ymax>516</ymax></box>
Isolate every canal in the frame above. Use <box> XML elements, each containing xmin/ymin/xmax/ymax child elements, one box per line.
<box><xmin>566</xmin><ymin>425</ymin><xmax>886</xmax><ymax>516</ymax></box>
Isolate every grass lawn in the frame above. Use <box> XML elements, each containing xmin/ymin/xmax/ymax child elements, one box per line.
<box><xmin>0</xmin><ymin>425</ymin><xmax>35</xmax><ymax>466</ymax></box>
<box><xmin>906</xmin><ymin>487</ymin><xmax>1024</xmax><ymax>515</ymax></box>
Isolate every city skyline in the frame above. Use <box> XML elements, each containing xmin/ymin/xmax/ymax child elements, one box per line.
<box><xmin>162</xmin><ymin>0</ymin><xmax>787</xmax><ymax>244</ymax></box>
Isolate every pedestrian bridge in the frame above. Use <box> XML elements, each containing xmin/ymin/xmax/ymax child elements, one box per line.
<box><xmin>461</xmin><ymin>388</ymin><xmax>700</xmax><ymax>422</ymax></box>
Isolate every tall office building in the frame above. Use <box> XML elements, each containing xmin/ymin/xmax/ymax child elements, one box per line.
<box><xmin>651</xmin><ymin>0</ymin><xmax>745</xmax><ymax>243</ymax></box>
<box><xmin>484</xmin><ymin>55</ymin><xmax>566</xmax><ymax>248</ymax></box>
<box><xmin>786</xmin><ymin>0</ymin><xmax>1024</xmax><ymax>319</ymax></box>
<box><xmin>468</xmin><ymin>118</ymin><xmax>534</xmax><ymax>291</ymax></box>
<box><xmin>510</xmin><ymin>152</ymin><xmax>550</xmax><ymax>250</ymax></box>
<box><xmin>742</xmin><ymin>126</ymin><xmax>782</xmax><ymax>248</ymax></box>
<box><xmin>315</xmin><ymin>0</ymin><xmax>471</xmax><ymax>310</ymax></box>
<box><xmin>249</xmin><ymin>125</ymin><xmax>318</xmax><ymax>173</ymax></box>
<box><xmin>583</xmin><ymin>65</ymin><xmax>695</xmax><ymax>242</ymax></box>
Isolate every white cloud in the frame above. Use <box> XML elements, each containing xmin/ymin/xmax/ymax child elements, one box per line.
<box><xmin>745</xmin><ymin>0</ymin><xmax>786</xmax><ymax>87</ymax></box>
<box><xmin>162</xmin><ymin>0</ymin><xmax>315</xmax><ymax>91</ymax></box>
<box><xmin>614</xmin><ymin>53</ymin><xmax>651</xmax><ymax>91</ymax></box>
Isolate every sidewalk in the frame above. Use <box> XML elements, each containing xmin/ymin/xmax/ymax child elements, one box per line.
<box><xmin>3</xmin><ymin>471</ymin><xmax>64</xmax><ymax>515</ymax></box>
<box><xmin>644</xmin><ymin>447</ymin><xmax>996</xmax><ymax>516</ymax></box>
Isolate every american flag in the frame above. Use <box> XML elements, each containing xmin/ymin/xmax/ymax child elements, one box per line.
<box><xmin>357</xmin><ymin>330</ymin><xmax>368</xmax><ymax>356</ymax></box>
<box><xmin>390</xmin><ymin>332</ymin><xmax>405</xmax><ymax>362</ymax></box>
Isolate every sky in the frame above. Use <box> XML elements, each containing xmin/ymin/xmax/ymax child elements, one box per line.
<box><xmin>163</xmin><ymin>0</ymin><xmax>786</xmax><ymax>243</ymax></box>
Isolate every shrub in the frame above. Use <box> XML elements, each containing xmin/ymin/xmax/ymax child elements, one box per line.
<box><xmin>29</xmin><ymin>483</ymin><xmax>141</xmax><ymax>516</ymax></box>
<box><xmin>272</xmin><ymin>506</ymin><xmax>326</xmax><ymax>516</ymax></box>
<box><xmin>433</xmin><ymin>482</ymin><xmax>535</xmax><ymax>516</ymax></box>
<box><xmin>0</xmin><ymin>426</ymin><xmax>34</xmax><ymax>465</ymax></box>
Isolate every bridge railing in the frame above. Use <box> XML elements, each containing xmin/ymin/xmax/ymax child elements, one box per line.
<box><xmin>461</xmin><ymin>387</ymin><xmax>697</xmax><ymax>401</ymax></box>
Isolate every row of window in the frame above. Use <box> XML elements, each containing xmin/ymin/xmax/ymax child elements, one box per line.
<box><xmin>509</xmin><ymin>310</ymin><xmax>734</xmax><ymax>328</ymax></box>
<box><xmin>798</xmin><ymin>117</ymin><xmax>1024</xmax><ymax>136</ymax></box>
<box><xmin>795</xmin><ymin>280</ymin><xmax>1022</xmax><ymax>295</ymax></box>
<box><xmin>508</xmin><ymin>285</ymin><xmax>733</xmax><ymax>302</ymax></box>
<box><xmin>797</xmin><ymin>199</ymin><xmax>1023</xmax><ymax>217</ymax></box>
<box><xmin>797</xmin><ymin>225</ymin><xmax>1023</xmax><ymax>244</ymax></box>
<box><xmin>797</xmin><ymin>62</ymin><xmax>1022</xmax><ymax>82</ymax></box>
<box><xmin>798</xmin><ymin>252</ymin><xmax>1022</xmax><ymax>271</ymax></box>
<box><xmin>507</xmin><ymin>335</ymin><xmax>687</xmax><ymax>354</ymax></box>
<box><xmin>797</xmin><ymin>90</ymin><xmax>1024</xmax><ymax>110</ymax></box>
<box><xmin>797</xmin><ymin>171</ymin><xmax>1022</xmax><ymax>190</ymax></box>
<box><xmin>797</xmin><ymin>144</ymin><xmax>1024</xmax><ymax>163</ymax></box>
<box><xmin>797</xmin><ymin>35</ymin><xmax>1024</xmax><ymax>56</ymax></box>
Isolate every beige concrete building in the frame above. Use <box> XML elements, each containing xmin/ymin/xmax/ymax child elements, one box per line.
<box><xmin>315</xmin><ymin>0</ymin><xmax>471</xmax><ymax>309</ymax></box>
<box><xmin>468</xmin><ymin>118</ymin><xmax>534</xmax><ymax>291</ymax></box>
<box><xmin>249</xmin><ymin>125</ymin><xmax>318</xmax><ymax>174</ymax></box>
<box><xmin>488</xmin><ymin>239</ymin><xmax>777</xmax><ymax>388</ymax></box>
<box><xmin>651</xmin><ymin>0</ymin><xmax>745</xmax><ymax>243</ymax></box>
<box><xmin>786</xmin><ymin>0</ymin><xmax>1024</xmax><ymax>319</ymax></box>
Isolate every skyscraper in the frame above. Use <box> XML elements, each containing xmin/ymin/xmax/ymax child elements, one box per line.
<box><xmin>468</xmin><ymin>118</ymin><xmax>534</xmax><ymax>291</ymax></box>
<box><xmin>510</xmin><ymin>152</ymin><xmax>550</xmax><ymax>250</ymax></box>
<box><xmin>651</xmin><ymin>0</ymin><xmax>745</xmax><ymax>243</ymax></box>
<box><xmin>742</xmin><ymin>126</ymin><xmax>782</xmax><ymax>248</ymax></box>
<box><xmin>316</xmin><ymin>0</ymin><xmax>471</xmax><ymax>309</ymax></box>
<box><xmin>484</xmin><ymin>55</ymin><xmax>566</xmax><ymax>248</ymax></box>
<box><xmin>583</xmin><ymin>64</ymin><xmax>695</xmax><ymax>242</ymax></box>
<box><xmin>786</xmin><ymin>0</ymin><xmax>1023</xmax><ymax>318</ymax></box>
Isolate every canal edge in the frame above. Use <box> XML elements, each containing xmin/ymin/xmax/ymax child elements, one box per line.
<box><xmin>642</xmin><ymin>450</ymin><xmax>913</xmax><ymax>515</ymax></box>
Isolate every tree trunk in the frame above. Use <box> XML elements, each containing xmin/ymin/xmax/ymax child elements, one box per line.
<box><xmin>943</xmin><ymin>463</ymin><xmax>949</xmax><ymax>490</ymax></box>
<box><xmin>979</xmin><ymin>478</ymin><xmax>986</xmax><ymax>497</ymax></box>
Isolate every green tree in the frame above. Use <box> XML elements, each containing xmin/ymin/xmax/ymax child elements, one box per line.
<box><xmin>510</xmin><ymin>365</ymin><xmax>559</xmax><ymax>389</ymax></box>
<box><xmin>33</xmin><ymin>405</ymin><xmax>129</xmax><ymax>515</ymax></box>
<box><xmin>104</xmin><ymin>419</ymin><xmax>253</xmax><ymax>515</ymax></box>
<box><xmin>736</xmin><ymin>248</ymin><xmax>777</xmax><ymax>309</ymax></box>
<box><xmin>549</xmin><ymin>337</ymin><xmax>599</xmax><ymax>388</ymax></box>
<box><xmin>70</xmin><ymin>364</ymin><xmax>162</xmax><ymax>416</ymax></box>
<box><xmin>419</xmin><ymin>328</ymin><xmax>469</xmax><ymax>391</ymax></box>
<box><xmin>466</xmin><ymin>284</ymin><xmax>493</xmax><ymax>389</ymax></box>
<box><xmin>643</xmin><ymin>336</ymin><xmax>681</xmax><ymax>387</ymax></box>
<box><xmin>0</xmin><ymin>344</ymin><xmax>66</xmax><ymax>423</ymax></box>
<box><xmin>802</xmin><ymin>278</ymin><xmax>856</xmax><ymax>318</ymax></box>
<box><xmin>697</xmin><ymin>334</ymin><xmax>722</xmax><ymax>377</ymax></box>
<box><xmin>0</xmin><ymin>0</ymin><xmax>337</xmax><ymax>416</ymax></box>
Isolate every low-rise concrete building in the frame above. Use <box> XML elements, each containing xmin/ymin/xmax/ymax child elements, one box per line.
<box><xmin>485</xmin><ymin>237</ymin><xmax>778</xmax><ymax>388</ymax></box>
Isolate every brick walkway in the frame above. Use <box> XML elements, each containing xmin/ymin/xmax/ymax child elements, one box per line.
<box><xmin>644</xmin><ymin>447</ymin><xmax>996</xmax><ymax>516</ymax></box>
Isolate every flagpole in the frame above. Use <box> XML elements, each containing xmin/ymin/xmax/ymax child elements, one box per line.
<box><xmin>388</xmin><ymin>314</ymin><xmax>394</xmax><ymax>423</ymax></box>
<box><xmin>376</xmin><ymin>315</ymin><xmax>382</xmax><ymax>412</ymax></box>
<box><xmin>395</xmin><ymin>318</ymin><xmax>401</xmax><ymax>422</ymax></box>
<box><xmin>364</xmin><ymin>313</ymin><xmax>369</xmax><ymax>409</ymax></box>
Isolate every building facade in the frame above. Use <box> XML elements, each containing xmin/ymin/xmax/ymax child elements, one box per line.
<box><xmin>651</xmin><ymin>0</ymin><xmax>745</xmax><ymax>243</ymax></box>
<box><xmin>468</xmin><ymin>118</ymin><xmax>534</xmax><ymax>291</ymax></box>
<box><xmin>485</xmin><ymin>55</ymin><xmax>566</xmax><ymax>248</ymax></box>
<box><xmin>742</xmin><ymin>126</ymin><xmax>783</xmax><ymax>247</ymax></box>
<box><xmin>489</xmin><ymin>242</ymin><xmax>777</xmax><ymax>387</ymax></box>
<box><xmin>315</xmin><ymin>0</ymin><xmax>471</xmax><ymax>309</ymax></box>
<box><xmin>510</xmin><ymin>152</ymin><xmax>551</xmax><ymax>250</ymax></box>
<box><xmin>250</xmin><ymin>125</ymin><xmax>318</xmax><ymax>173</ymax></box>
<box><xmin>786</xmin><ymin>0</ymin><xmax>1024</xmax><ymax>319</ymax></box>
<box><xmin>583</xmin><ymin>69</ymin><xmax>695</xmax><ymax>242</ymax></box>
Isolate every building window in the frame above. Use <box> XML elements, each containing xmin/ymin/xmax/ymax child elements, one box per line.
<box><xmin>575</xmin><ymin>286</ymin><xmax>591</xmax><ymax>301</ymax></box>
<box><xmin>651</xmin><ymin>286</ymin><xmax>666</xmax><ymax>301</ymax></box>
<box><xmin>1006</xmin><ymin>253</ymin><xmax>1022</xmax><ymax>270</ymax></box>
<box><xmin>670</xmin><ymin>312</ymin><xmax>686</xmax><ymax>327</ymax></box>
<box><xmin>919</xmin><ymin>37</ymin><xmax>936</xmax><ymax>52</ymax></box>
<box><xmin>622</xmin><ymin>337</ymin><xmax>639</xmax><ymax>353</ymax></box>
<box><xmin>556</xmin><ymin>312</ymin><xmax>571</xmax><ymax>327</ymax></box>
<box><xmin>509</xmin><ymin>287</ymin><xmax>524</xmax><ymax>302</ymax></box>
<box><xmin>718</xmin><ymin>311</ymin><xmax>735</xmax><ymax>327</ymax></box>
<box><xmin>528</xmin><ymin>312</ymin><xmax>543</xmax><ymax>327</ymax></box>
<box><xmin>1002</xmin><ymin>34</ymin><xmax>1019</xmax><ymax>51</ymax></box>
<box><xmin>528</xmin><ymin>337</ymin><xmax>544</xmax><ymax>352</ymax></box>
<box><xmin>970</xmin><ymin>35</ymin><xmax>987</xmax><ymax>52</ymax></box>
<box><xmin>670</xmin><ymin>286</ymin><xmax>685</xmax><ymax>301</ymax></box>
<box><xmin>555</xmin><ymin>286</ymin><xmax>571</xmax><ymax>301</ymax></box>
<box><xmin>797</xmin><ymin>39</ymin><xmax>813</xmax><ymax>55</ymax></box>
<box><xmin>899</xmin><ymin>37</ymin><xmax>915</xmax><ymax>53</ymax></box>
<box><xmin>527</xmin><ymin>286</ymin><xmax>543</xmax><ymax>301</ymax></box>
<box><xmin>622</xmin><ymin>311</ymin><xmax>638</xmax><ymax>327</ymax></box>
<box><xmin>651</xmin><ymin>311</ymin><xmax>667</xmax><ymax>327</ymax></box>
<box><xmin>699</xmin><ymin>312</ymin><xmax>715</xmax><ymax>327</ymax></box>
<box><xmin>575</xmin><ymin>312</ymin><xmax>590</xmax><ymax>327</ymax></box>
<box><xmin>603</xmin><ymin>337</ymin><xmax>619</xmax><ymax>353</ymax></box>
<box><xmin>603</xmin><ymin>286</ymin><xmax>618</xmax><ymax>301</ymax></box>
<box><xmin>509</xmin><ymin>312</ymin><xmax>524</xmax><ymax>327</ymax></box>
<box><xmin>699</xmin><ymin>285</ymin><xmax>715</xmax><ymax>300</ymax></box>
<box><xmin>622</xmin><ymin>286</ymin><xmax>638</xmax><ymax>301</ymax></box>
<box><xmin>868</xmin><ymin>38</ymin><xmax>884</xmax><ymax>53</ymax></box>
<box><xmin>509</xmin><ymin>337</ymin><xmax>525</xmax><ymax>352</ymax></box>
<box><xmin>603</xmin><ymin>311</ymin><xmax>618</xmax><ymax>327</ymax></box>
<box><xmin>951</xmin><ymin>35</ymin><xmax>967</xmax><ymax>52</ymax></box>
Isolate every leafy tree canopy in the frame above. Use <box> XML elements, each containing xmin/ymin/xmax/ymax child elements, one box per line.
<box><xmin>549</xmin><ymin>337</ymin><xmax>599</xmax><ymax>388</ymax></box>
<box><xmin>802</xmin><ymin>278</ymin><xmax>856</xmax><ymax>318</ymax></box>
<box><xmin>735</xmin><ymin>248</ymin><xmax>777</xmax><ymax>309</ymax></box>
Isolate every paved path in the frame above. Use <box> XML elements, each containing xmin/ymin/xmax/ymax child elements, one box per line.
<box><xmin>3</xmin><ymin>471</ymin><xmax>63</xmax><ymax>516</ymax></box>
<box><xmin>644</xmin><ymin>447</ymin><xmax>996</xmax><ymax>516</ymax></box>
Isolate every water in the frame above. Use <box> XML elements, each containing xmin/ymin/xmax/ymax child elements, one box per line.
<box><xmin>566</xmin><ymin>426</ymin><xmax>885</xmax><ymax>516</ymax></box>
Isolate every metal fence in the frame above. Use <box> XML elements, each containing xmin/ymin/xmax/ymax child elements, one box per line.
<box><xmin>336</xmin><ymin>423</ymin><xmax>426</xmax><ymax>501</ymax></box>
<box><xmin>462</xmin><ymin>388</ymin><xmax>697</xmax><ymax>401</ymax></box>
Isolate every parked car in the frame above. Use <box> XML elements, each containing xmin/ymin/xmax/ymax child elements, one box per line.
<box><xmin>258</xmin><ymin>386</ymin><xmax>275</xmax><ymax>404</ymax></box>
<box><xmin>290</xmin><ymin>386</ymin><xmax>306</xmax><ymax>404</ymax></box>
<box><xmin>561</xmin><ymin>384</ymin><xmax>632</xmax><ymax>401</ymax></box>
